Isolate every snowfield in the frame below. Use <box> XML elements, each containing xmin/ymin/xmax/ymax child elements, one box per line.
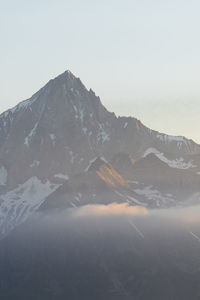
<box><xmin>143</xmin><ymin>148</ymin><xmax>196</xmax><ymax>169</ymax></box>
<box><xmin>0</xmin><ymin>177</ymin><xmax>59</xmax><ymax>237</ymax></box>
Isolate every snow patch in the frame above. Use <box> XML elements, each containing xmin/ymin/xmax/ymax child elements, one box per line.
<box><xmin>143</xmin><ymin>148</ymin><xmax>196</xmax><ymax>169</ymax></box>
<box><xmin>10</xmin><ymin>95</ymin><xmax>38</xmax><ymax>114</ymax></box>
<box><xmin>126</xmin><ymin>195</ymin><xmax>146</xmax><ymax>206</ymax></box>
<box><xmin>85</xmin><ymin>157</ymin><xmax>99</xmax><ymax>172</ymax></box>
<box><xmin>54</xmin><ymin>173</ymin><xmax>69</xmax><ymax>180</ymax></box>
<box><xmin>127</xmin><ymin>180</ymin><xmax>139</xmax><ymax>185</ymax></box>
<box><xmin>114</xmin><ymin>190</ymin><xmax>145</xmax><ymax>206</ymax></box>
<box><xmin>135</xmin><ymin>185</ymin><xmax>175</xmax><ymax>207</ymax></box>
<box><xmin>114</xmin><ymin>190</ymin><xmax>124</xmax><ymax>198</ymax></box>
<box><xmin>124</xmin><ymin>122</ymin><xmax>128</xmax><ymax>129</ymax></box>
<box><xmin>74</xmin><ymin>193</ymin><xmax>82</xmax><ymax>203</ymax></box>
<box><xmin>79</xmin><ymin>108</ymin><xmax>84</xmax><ymax>122</ymax></box>
<box><xmin>155</xmin><ymin>133</ymin><xmax>192</xmax><ymax>149</ymax></box>
<box><xmin>0</xmin><ymin>166</ymin><xmax>7</xmax><ymax>185</ymax></box>
<box><xmin>97</xmin><ymin>123</ymin><xmax>110</xmax><ymax>143</ymax></box>
<box><xmin>69</xmin><ymin>151</ymin><xmax>76</xmax><ymax>164</ymax></box>
<box><xmin>73</xmin><ymin>105</ymin><xmax>78</xmax><ymax>113</ymax></box>
<box><xmin>30</xmin><ymin>160</ymin><xmax>40</xmax><ymax>168</ymax></box>
<box><xmin>24</xmin><ymin>123</ymin><xmax>38</xmax><ymax>146</ymax></box>
<box><xmin>0</xmin><ymin>94</ymin><xmax>38</xmax><ymax>125</ymax></box>
<box><xmin>0</xmin><ymin>177</ymin><xmax>59</xmax><ymax>237</ymax></box>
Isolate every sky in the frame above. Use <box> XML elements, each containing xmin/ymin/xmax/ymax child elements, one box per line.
<box><xmin>0</xmin><ymin>0</ymin><xmax>200</xmax><ymax>143</ymax></box>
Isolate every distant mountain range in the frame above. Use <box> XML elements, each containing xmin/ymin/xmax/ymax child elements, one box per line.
<box><xmin>1</xmin><ymin>70</ymin><xmax>200</xmax><ymax>237</ymax></box>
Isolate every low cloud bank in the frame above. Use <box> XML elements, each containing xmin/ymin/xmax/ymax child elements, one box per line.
<box><xmin>72</xmin><ymin>202</ymin><xmax>148</xmax><ymax>217</ymax></box>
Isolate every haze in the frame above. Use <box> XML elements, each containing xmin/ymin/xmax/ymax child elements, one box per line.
<box><xmin>1</xmin><ymin>204</ymin><xmax>200</xmax><ymax>299</ymax></box>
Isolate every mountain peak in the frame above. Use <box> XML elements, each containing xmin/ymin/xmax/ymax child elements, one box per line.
<box><xmin>57</xmin><ymin>69</ymin><xmax>77</xmax><ymax>80</ymax></box>
<box><xmin>48</xmin><ymin>69</ymin><xmax>83</xmax><ymax>88</ymax></box>
<box><xmin>66</xmin><ymin>69</ymin><xmax>73</xmax><ymax>74</ymax></box>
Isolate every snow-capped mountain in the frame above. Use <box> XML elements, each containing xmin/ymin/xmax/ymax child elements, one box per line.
<box><xmin>0</xmin><ymin>70</ymin><xmax>200</xmax><ymax>237</ymax></box>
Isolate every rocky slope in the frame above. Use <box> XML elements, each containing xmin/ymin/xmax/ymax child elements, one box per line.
<box><xmin>0</xmin><ymin>70</ymin><xmax>200</xmax><ymax>236</ymax></box>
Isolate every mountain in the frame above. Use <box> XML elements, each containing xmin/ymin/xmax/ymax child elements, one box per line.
<box><xmin>0</xmin><ymin>70</ymin><xmax>200</xmax><ymax>237</ymax></box>
<box><xmin>111</xmin><ymin>152</ymin><xmax>200</xmax><ymax>207</ymax></box>
<box><xmin>41</xmin><ymin>157</ymin><xmax>145</xmax><ymax>212</ymax></box>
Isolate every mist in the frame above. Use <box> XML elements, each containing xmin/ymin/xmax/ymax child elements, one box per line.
<box><xmin>1</xmin><ymin>203</ymin><xmax>200</xmax><ymax>300</ymax></box>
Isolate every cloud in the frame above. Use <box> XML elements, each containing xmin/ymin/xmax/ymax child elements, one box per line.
<box><xmin>181</xmin><ymin>207</ymin><xmax>200</xmax><ymax>224</ymax></box>
<box><xmin>157</xmin><ymin>205</ymin><xmax>200</xmax><ymax>224</ymax></box>
<box><xmin>72</xmin><ymin>202</ymin><xmax>148</xmax><ymax>217</ymax></box>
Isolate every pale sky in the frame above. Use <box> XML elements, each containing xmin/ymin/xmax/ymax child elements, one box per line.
<box><xmin>1</xmin><ymin>0</ymin><xmax>200</xmax><ymax>142</ymax></box>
